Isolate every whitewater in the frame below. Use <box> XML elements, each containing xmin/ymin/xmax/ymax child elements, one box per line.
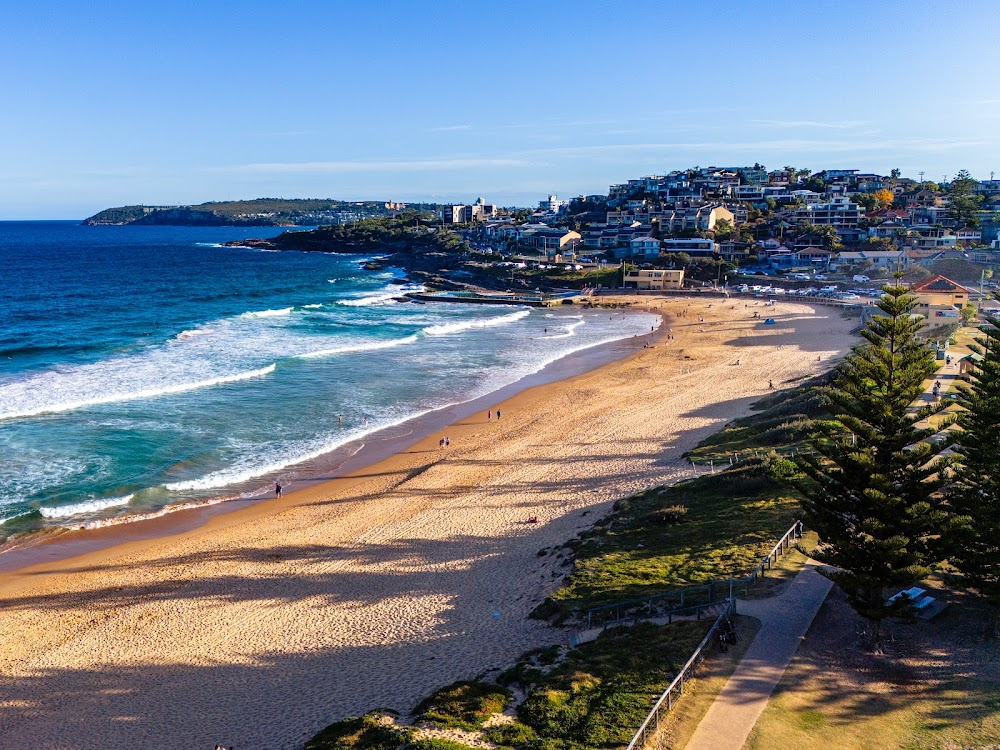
<box><xmin>0</xmin><ymin>222</ymin><xmax>658</xmax><ymax>534</ymax></box>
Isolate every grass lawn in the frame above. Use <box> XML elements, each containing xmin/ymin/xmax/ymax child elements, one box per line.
<box><xmin>746</xmin><ymin>581</ymin><xmax>1000</xmax><ymax>750</ymax></box>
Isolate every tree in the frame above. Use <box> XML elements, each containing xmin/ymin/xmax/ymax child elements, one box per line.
<box><xmin>951</xmin><ymin>313</ymin><xmax>1000</xmax><ymax>630</ymax></box>
<box><xmin>949</xmin><ymin>169</ymin><xmax>984</xmax><ymax>228</ymax></box>
<box><xmin>712</xmin><ymin>218</ymin><xmax>735</xmax><ymax>240</ymax></box>
<box><xmin>864</xmin><ymin>236</ymin><xmax>897</xmax><ymax>252</ymax></box>
<box><xmin>800</xmin><ymin>282</ymin><xmax>950</xmax><ymax>646</ymax></box>
<box><xmin>891</xmin><ymin>168</ymin><xmax>902</xmax><ymax>179</ymax></box>
<box><xmin>874</xmin><ymin>189</ymin><xmax>895</xmax><ymax>207</ymax></box>
<box><xmin>804</xmin><ymin>176</ymin><xmax>827</xmax><ymax>194</ymax></box>
<box><xmin>903</xmin><ymin>264</ymin><xmax>933</xmax><ymax>283</ymax></box>
<box><xmin>961</xmin><ymin>302</ymin><xmax>978</xmax><ymax>325</ymax></box>
<box><xmin>856</xmin><ymin>193</ymin><xmax>880</xmax><ymax>212</ymax></box>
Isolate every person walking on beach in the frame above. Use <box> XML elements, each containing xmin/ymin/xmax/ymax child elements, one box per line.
<box><xmin>275</xmin><ymin>482</ymin><xmax>282</xmax><ymax>498</ymax></box>
<box><xmin>488</xmin><ymin>409</ymin><xmax>491</xmax><ymax>420</ymax></box>
<box><xmin>496</xmin><ymin>408</ymin><xmax>501</xmax><ymax>420</ymax></box>
<box><xmin>439</xmin><ymin>438</ymin><xmax>445</xmax><ymax>449</ymax></box>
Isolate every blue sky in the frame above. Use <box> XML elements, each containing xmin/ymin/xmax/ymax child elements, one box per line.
<box><xmin>2</xmin><ymin>0</ymin><xmax>999</xmax><ymax>218</ymax></box>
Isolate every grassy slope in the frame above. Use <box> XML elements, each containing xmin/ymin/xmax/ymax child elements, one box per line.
<box><xmin>544</xmin><ymin>463</ymin><xmax>802</xmax><ymax>614</ymax></box>
<box><xmin>686</xmin><ymin>372</ymin><xmax>832</xmax><ymax>463</ymax></box>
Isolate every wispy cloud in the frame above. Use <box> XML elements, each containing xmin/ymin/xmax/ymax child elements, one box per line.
<box><xmin>429</xmin><ymin>124</ymin><xmax>472</xmax><ymax>132</ymax></box>
<box><xmin>751</xmin><ymin>119</ymin><xmax>868</xmax><ymax>130</ymax></box>
<box><xmin>215</xmin><ymin>157</ymin><xmax>532</xmax><ymax>175</ymax></box>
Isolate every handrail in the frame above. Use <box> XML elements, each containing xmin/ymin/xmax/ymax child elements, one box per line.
<box><xmin>748</xmin><ymin>521</ymin><xmax>802</xmax><ymax>581</ymax></box>
<box><xmin>624</xmin><ymin>598</ymin><xmax>735</xmax><ymax>750</ymax></box>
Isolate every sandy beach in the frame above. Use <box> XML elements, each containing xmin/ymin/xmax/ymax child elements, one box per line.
<box><xmin>0</xmin><ymin>297</ymin><xmax>858</xmax><ymax>750</ymax></box>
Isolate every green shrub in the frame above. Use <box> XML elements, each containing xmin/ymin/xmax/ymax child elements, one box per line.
<box><xmin>303</xmin><ymin>712</ymin><xmax>411</xmax><ymax>750</ymax></box>
<box><xmin>649</xmin><ymin>504</ymin><xmax>688</xmax><ymax>525</ymax></box>
<box><xmin>414</xmin><ymin>681</ymin><xmax>511</xmax><ymax>730</ymax></box>
<box><xmin>408</xmin><ymin>739</ymin><xmax>480</xmax><ymax>750</ymax></box>
<box><xmin>483</xmin><ymin>721</ymin><xmax>539</xmax><ymax>747</ymax></box>
<box><xmin>763</xmin><ymin>454</ymin><xmax>798</xmax><ymax>481</ymax></box>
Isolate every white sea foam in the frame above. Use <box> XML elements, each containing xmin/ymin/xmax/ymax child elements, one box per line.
<box><xmin>547</xmin><ymin>320</ymin><xmax>586</xmax><ymax>339</ymax></box>
<box><xmin>78</xmin><ymin>493</ymin><xmax>241</xmax><ymax>530</ymax></box>
<box><xmin>295</xmin><ymin>335</ymin><xmax>419</xmax><ymax>359</ymax></box>
<box><xmin>39</xmin><ymin>493</ymin><xmax>134</xmax><ymax>519</ymax></box>
<box><xmin>338</xmin><ymin>291</ymin><xmax>400</xmax><ymax>307</ymax></box>
<box><xmin>302</xmin><ymin>304</ymin><xmax>324</xmax><ymax>309</ymax></box>
<box><xmin>174</xmin><ymin>328</ymin><xmax>214</xmax><ymax>341</ymax></box>
<box><xmin>423</xmin><ymin>309</ymin><xmax>531</xmax><ymax>336</ymax></box>
<box><xmin>0</xmin><ymin>364</ymin><xmax>277</xmax><ymax>421</ymax></box>
<box><xmin>241</xmin><ymin>307</ymin><xmax>293</xmax><ymax>319</ymax></box>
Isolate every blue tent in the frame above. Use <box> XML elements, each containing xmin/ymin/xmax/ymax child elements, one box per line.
<box><xmin>764</xmin><ymin>318</ymin><xmax>776</xmax><ymax>325</ymax></box>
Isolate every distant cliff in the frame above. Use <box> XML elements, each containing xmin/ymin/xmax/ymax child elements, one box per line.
<box><xmin>82</xmin><ymin>198</ymin><xmax>402</xmax><ymax>227</ymax></box>
<box><xmin>83</xmin><ymin>205</ymin><xmax>165</xmax><ymax>225</ymax></box>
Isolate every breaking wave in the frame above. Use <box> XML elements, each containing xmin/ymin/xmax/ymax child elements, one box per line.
<box><xmin>423</xmin><ymin>309</ymin><xmax>531</xmax><ymax>336</ymax></box>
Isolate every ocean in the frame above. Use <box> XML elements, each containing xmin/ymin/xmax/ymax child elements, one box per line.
<box><xmin>0</xmin><ymin>221</ymin><xmax>658</xmax><ymax>536</ymax></box>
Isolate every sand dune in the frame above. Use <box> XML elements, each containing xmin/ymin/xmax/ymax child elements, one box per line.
<box><xmin>0</xmin><ymin>298</ymin><xmax>858</xmax><ymax>750</ymax></box>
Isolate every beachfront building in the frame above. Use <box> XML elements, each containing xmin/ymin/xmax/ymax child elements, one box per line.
<box><xmin>624</xmin><ymin>268</ymin><xmax>684</xmax><ymax>290</ymax></box>
<box><xmin>910</xmin><ymin>275</ymin><xmax>971</xmax><ymax>308</ymax></box>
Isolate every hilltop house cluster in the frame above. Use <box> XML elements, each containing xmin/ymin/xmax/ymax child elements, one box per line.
<box><xmin>455</xmin><ymin>165</ymin><xmax>1000</xmax><ymax>275</ymax></box>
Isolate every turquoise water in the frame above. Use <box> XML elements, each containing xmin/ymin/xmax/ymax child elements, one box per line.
<box><xmin>0</xmin><ymin>222</ymin><xmax>658</xmax><ymax>533</ymax></box>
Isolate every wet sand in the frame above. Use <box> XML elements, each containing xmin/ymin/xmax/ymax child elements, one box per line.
<box><xmin>0</xmin><ymin>298</ymin><xmax>858</xmax><ymax>750</ymax></box>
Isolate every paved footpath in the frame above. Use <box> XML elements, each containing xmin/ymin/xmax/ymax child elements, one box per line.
<box><xmin>683</xmin><ymin>561</ymin><xmax>833</xmax><ymax>750</ymax></box>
